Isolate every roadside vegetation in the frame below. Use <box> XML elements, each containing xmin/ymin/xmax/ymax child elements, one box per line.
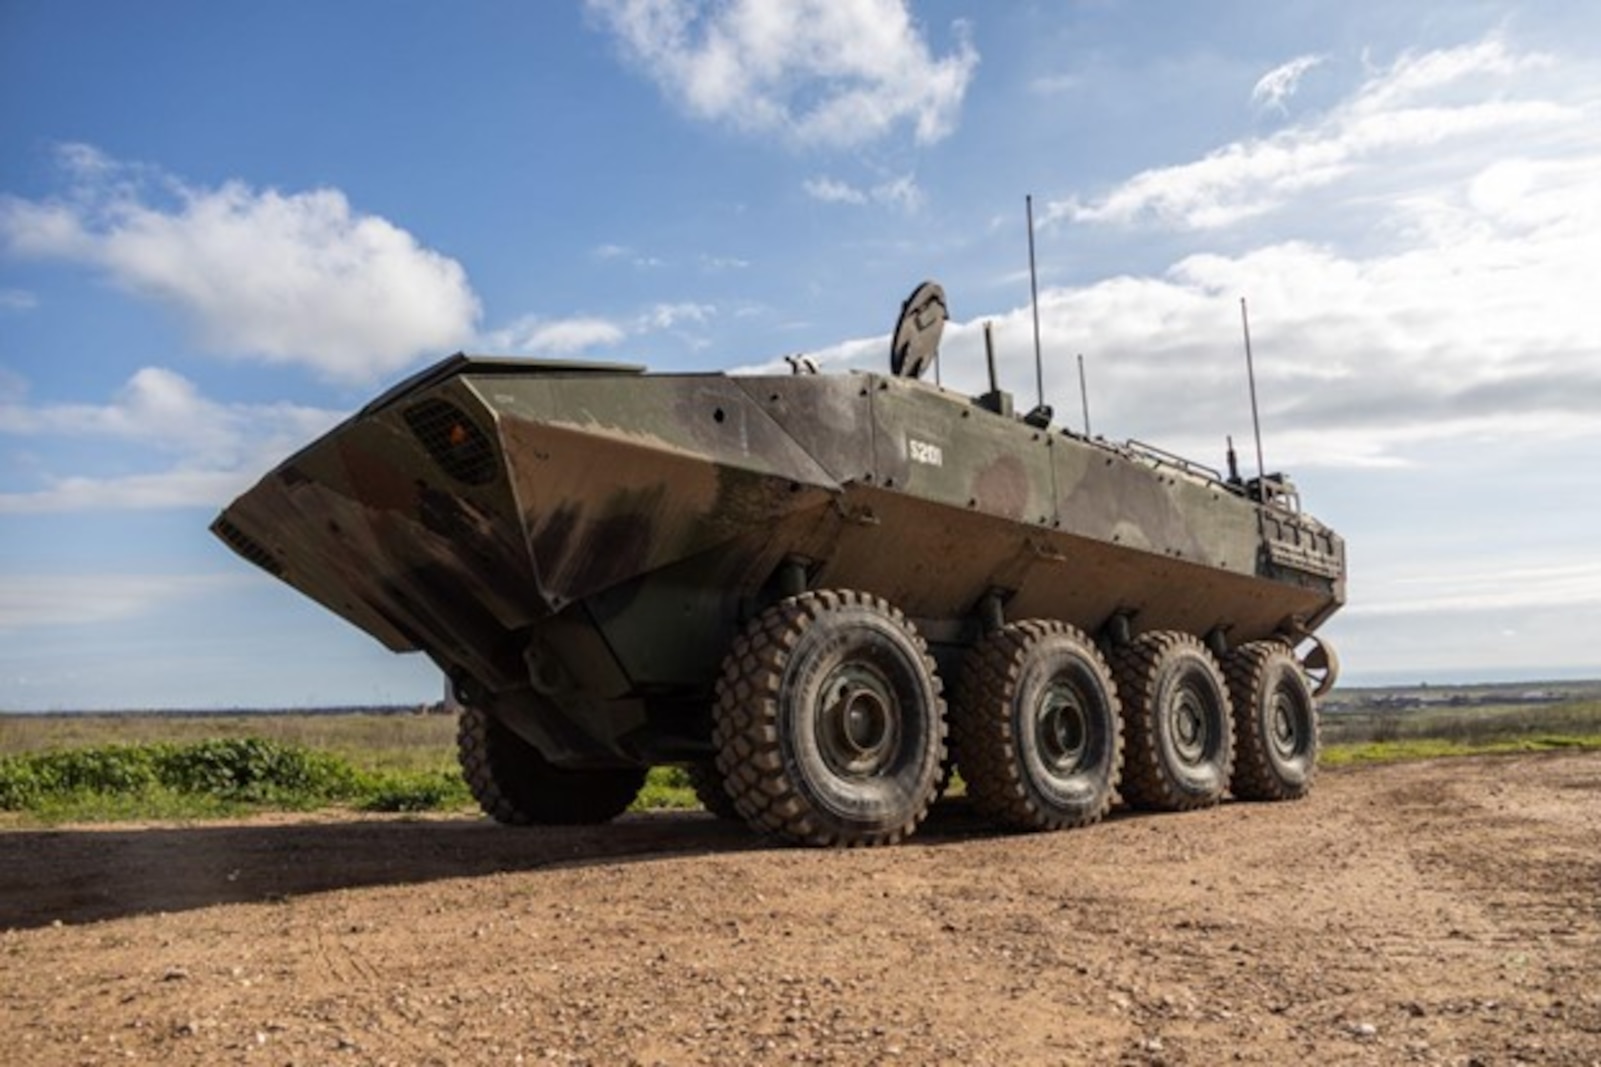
<box><xmin>1321</xmin><ymin>698</ymin><xmax>1601</xmax><ymax>765</ymax></box>
<box><xmin>0</xmin><ymin>713</ymin><xmax>699</xmax><ymax>825</ymax></box>
<box><xmin>1</xmin><ymin>697</ymin><xmax>1598</xmax><ymax>824</ymax></box>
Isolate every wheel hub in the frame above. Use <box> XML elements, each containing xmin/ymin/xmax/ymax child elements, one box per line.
<box><xmin>1169</xmin><ymin>685</ymin><xmax>1211</xmax><ymax>764</ymax></box>
<box><xmin>1269</xmin><ymin>687</ymin><xmax>1302</xmax><ymax>759</ymax></box>
<box><xmin>1036</xmin><ymin>683</ymin><xmax>1089</xmax><ymax>772</ymax></box>
<box><xmin>817</xmin><ymin>664</ymin><xmax>900</xmax><ymax>778</ymax></box>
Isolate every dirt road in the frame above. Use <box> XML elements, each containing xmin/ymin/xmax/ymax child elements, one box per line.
<box><xmin>2</xmin><ymin>752</ymin><xmax>1597</xmax><ymax>1065</ymax></box>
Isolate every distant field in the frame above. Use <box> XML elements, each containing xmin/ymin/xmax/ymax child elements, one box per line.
<box><xmin>0</xmin><ymin>709</ymin><xmax>459</xmax><ymax>775</ymax></box>
<box><xmin>1320</xmin><ymin>697</ymin><xmax>1601</xmax><ymax>746</ymax></box>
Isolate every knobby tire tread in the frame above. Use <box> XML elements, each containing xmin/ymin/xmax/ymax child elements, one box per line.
<box><xmin>685</xmin><ymin>760</ymin><xmax>743</xmax><ymax>821</ymax></box>
<box><xmin>952</xmin><ymin>619</ymin><xmax>1123</xmax><ymax>831</ymax></box>
<box><xmin>456</xmin><ymin>704</ymin><xmax>645</xmax><ymax>825</ymax></box>
<box><xmin>1226</xmin><ymin>641</ymin><xmax>1319</xmax><ymax>802</ymax></box>
<box><xmin>1113</xmin><ymin>631</ymin><xmax>1234</xmax><ymax>812</ymax></box>
<box><xmin>712</xmin><ymin>589</ymin><xmax>946</xmax><ymax>847</ymax></box>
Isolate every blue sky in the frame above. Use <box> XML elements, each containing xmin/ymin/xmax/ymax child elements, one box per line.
<box><xmin>3</xmin><ymin>1</ymin><xmax>1599</xmax><ymax>709</ymax></box>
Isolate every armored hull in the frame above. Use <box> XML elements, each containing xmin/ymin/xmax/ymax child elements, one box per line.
<box><xmin>215</xmin><ymin>300</ymin><xmax>1345</xmax><ymax>846</ymax></box>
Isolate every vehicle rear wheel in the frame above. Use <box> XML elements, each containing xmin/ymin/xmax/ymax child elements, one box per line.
<box><xmin>1226</xmin><ymin>641</ymin><xmax>1319</xmax><ymax>800</ymax></box>
<box><xmin>685</xmin><ymin>760</ymin><xmax>743</xmax><ymax>821</ymax></box>
<box><xmin>456</xmin><ymin>703</ymin><xmax>646</xmax><ymax>825</ymax></box>
<box><xmin>952</xmin><ymin>620</ymin><xmax>1123</xmax><ymax>831</ymax></box>
<box><xmin>712</xmin><ymin>590</ymin><xmax>947</xmax><ymax>847</ymax></box>
<box><xmin>1113</xmin><ymin>631</ymin><xmax>1234</xmax><ymax>811</ymax></box>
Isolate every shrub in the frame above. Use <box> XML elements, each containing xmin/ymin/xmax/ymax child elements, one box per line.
<box><xmin>151</xmin><ymin>737</ymin><xmax>359</xmax><ymax>803</ymax></box>
<box><xmin>358</xmin><ymin>770</ymin><xmax>470</xmax><ymax>812</ymax></box>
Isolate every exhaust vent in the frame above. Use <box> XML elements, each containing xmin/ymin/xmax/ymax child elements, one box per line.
<box><xmin>403</xmin><ymin>399</ymin><xmax>497</xmax><ymax>486</ymax></box>
<box><xmin>212</xmin><ymin>518</ymin><xmax>284</xmax><ymax>577</ymax></box>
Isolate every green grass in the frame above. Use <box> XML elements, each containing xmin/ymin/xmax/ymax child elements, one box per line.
<box><xmin>0</xmin><ymin>711</ymin><xmax>459</xmax><ymax>774</ymax></box>
<box><xmin>634</xmin><ymin>766</ymin><xmax>700</xmax><ymax>811</ymax></box>
<box><xmin>0</xmin><ymin>719</ymin><xmax>700</xmax><ymax>824</ymax></box>
<box><xmin>0</xmin><ymin>736</ymin><xmax>476</xmax><ymax>823</ymax></box>
<box><xmin>1322</xmin><ymin>733</ymin><xmax>1601</xmax><ymax>767</ymax></box>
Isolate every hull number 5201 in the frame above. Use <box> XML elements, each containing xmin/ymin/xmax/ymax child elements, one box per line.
<box><xmin>909</xmin><ymin>439</ymin><xmax>943</xmax><ymax>466</ymax></box>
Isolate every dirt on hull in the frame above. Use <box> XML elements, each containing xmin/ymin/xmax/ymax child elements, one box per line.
<box><xmin>2</xmin><ymin>752</ymin><xmax>1598</xmax><ymax>1065</ymax></box>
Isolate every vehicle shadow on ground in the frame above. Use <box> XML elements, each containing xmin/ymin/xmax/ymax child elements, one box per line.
<box><xmin>0</xmin><ymin>801</ymin><xmax>1002</xmax><ymax>931</ymax></box>
<box><xmin>0</xmin><ymin>811</ymin><xmax>763</xmax><ymax>931</ymax></box>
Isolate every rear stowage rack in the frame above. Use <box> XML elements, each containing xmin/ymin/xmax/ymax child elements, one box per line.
<box><xmin>403</xmin><ymin>399</ymin><xmax>498</xmax><ymax>486</ymax></box>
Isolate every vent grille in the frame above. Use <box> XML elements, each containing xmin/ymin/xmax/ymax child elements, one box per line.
<box><xmin>213</xmin><ymin>518</ymin><xmax>284</xmax><ymax>577</ymax></box>
<box><xmin>403</xmin><ymin>399</ymin><xmax>497</xmax><ymax>486</ymax></box>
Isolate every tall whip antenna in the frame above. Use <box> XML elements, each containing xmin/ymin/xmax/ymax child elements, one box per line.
<box><xmin>1026</xmin><ymin>194</ymin><xmax>1045</xmax><ymax>410</ymax></box>
<box><xmin>1077</xmin><ymin>353</ymin><xmax>1091</xmax><ymax>437</ymax></box>
<box><xmin>1240</xmin><ymin>297</ymin><xmax>1266</xmax><ymax>503</ymax></box>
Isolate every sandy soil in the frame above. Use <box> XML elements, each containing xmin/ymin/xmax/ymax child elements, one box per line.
<box><xmin>1</xmin><ymin>752</ymin><xmax>1597</xmax><ymax>1066</ymax></box>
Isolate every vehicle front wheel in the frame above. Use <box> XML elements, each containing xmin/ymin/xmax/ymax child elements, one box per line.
<box><xmin>456</xmin><ymin>703</ymin><xmax>646</xmax><ymax>825</ymax></box>
<box><xmin>712</xmin><ymin>590</ymin><xmax>947</xmax><ymax>847</ymax></box>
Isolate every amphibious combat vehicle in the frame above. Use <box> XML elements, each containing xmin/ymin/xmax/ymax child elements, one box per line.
<box><xmin>212</xmin><ymin>281</ymin><xmax>1345</xmax><ymax>846</ymax></box>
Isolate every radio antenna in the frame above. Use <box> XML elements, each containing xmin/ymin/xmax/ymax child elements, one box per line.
<box><xmin>1026</xmin><ymin>194</ymin><xmax>1045</xmax><ymax>409</ymax></box>
<box><xmin>1240</xmin><ymin>297</ymin><xmax>1266</xmax><ymax>503</ymax></box>
<box><xmin>1077</xmin><ymin>353</ymin><xmax>1091</xmax><ymax>437</ymax></box>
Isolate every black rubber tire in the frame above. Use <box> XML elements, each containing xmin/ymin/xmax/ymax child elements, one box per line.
<box><xmin>1226</xmin><ymin>641</ymin><xmax>1319</xmax><ymax>801</ymax></box>
<box><xmin>712</xmin><ymin>590</ymin><xmax>947</xmax><ymax>847</ymax></box>
<box><xmin>1113</xmin><ymin>631</ymin><xmax>1234</xmax><ymax>811</ymax></box>
<box><xmin>456</xmin><ymin>703</ymin><xmax>646</xmax><ymax>825</ymax></box>
<box><xmin>685</xmin><ymin>760</ymin><xmax>743</xmax><ymax>821</ymax></box>
<box><xmin>952</xmin><ymin>620</ymin><xmax>1123</xmax><ymax>831</ymax></box>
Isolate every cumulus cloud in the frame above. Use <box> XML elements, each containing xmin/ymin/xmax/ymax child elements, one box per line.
<box><xmin>1053</xmin><ymin>38</ymin><xmax>1566</xmax><ymax>230</ymax></box>
<box><xmin>0</xmin><ymin>367</ymin><xmax>343</xmax><ymax>513</ymax></box>
<box><xmin>586</xmin><ymin>0</ymin><xmax>978</xmax><ymax>148</ymax></box>
<box><xmin>742</xmin><ymin>36</ymin><xmax>1601</xmax><ymax>473</ymax></box>
<box><xmin>0</xmin><ymin>144</ymin><xmax>480</xmax><ymax>382</ymax></box>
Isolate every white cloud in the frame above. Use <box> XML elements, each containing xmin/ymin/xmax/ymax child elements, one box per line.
<box><xmin>1053</xmin><ymin>38</ymin><xmax>1568</xmax><ymax>230</ymax></box>
<box><xmin>0</xmin><ymin>573</ymin><xmax>252</xmax><ymax>630</ymax></box>
<box><xmin>0</xmin><ymin>145</ymin><xmax>481</xmax><ymax>382</ymax></box>
<box><xmin>1251</xmin><ymin>54</ymin><xmax>1324</xmax><ymax>113</ymax></box>
<box><xmin>586</xmin><ymin>0</ymin><xmax>978</xmax><ymax>148</ymax></box>
<box><xmin>484</xmin><ymin>301</ymin><xmax>721</xmax><ymax>357</ymax></box>
<box><xmin>0</xmin><ymin>469</ymin><xmax>257</xmax><ymax>515</ymax></box>
<box><xmin>592</xmin><ymin>242</ymin><xmax>664</xmax><ymax>268</ymax></box>
<box><xmin>1345</xmin><ymin>559</ymin><xmax>1601</xmax><ymax>618</ymax></box>
<box><xmin>0</xmin><ymin>288</ymin><xmax>36</xmax><ymax>311</ymax></box>
<box><xmin>485</xmin><ymin>316</ymin><xmax>628</xmax><ymax>356</ymax></box>
<box><xmin>639</xmin><ymin>302</ymin><xmax>715</xmax><ymax>330</ymax></box>
<box><xmin>803</xmin><ymin>177</ymin><xmax>869</xmax><ymax>205</ymax></box>
<box><xmin>743</xmin><ymin>67</ymin><xmax>1601</xmax><ymax>473</ymax></box>
<box><xmin>0</xmin><ymin>367</ymin><xmax>343</xmax><ymax>513</ymax></box>
<box><xmin>803</xmin><ymin>173</ymin><xmax>924</xmax><ymax>210</ymax></box>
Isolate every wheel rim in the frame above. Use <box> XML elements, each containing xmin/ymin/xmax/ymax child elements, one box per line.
<box><xmin>1168</xmin><ymin>681</ymin><xmax>1214</xmax><ymax>766</ymax></box>
<box><xmin>815</xmin><ymin>662</ymin><xmax>902</xmax><ymax>778</ymax></box>
<box><xmin>1035</xmin><ymin>680</ymin><xmax>1090</xmax><ymax>774</ymax></box>
<box><xmin>1268</xmin><ymin>682</ymin><xmax>1306</xmax><ymax>761</ymax></box>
